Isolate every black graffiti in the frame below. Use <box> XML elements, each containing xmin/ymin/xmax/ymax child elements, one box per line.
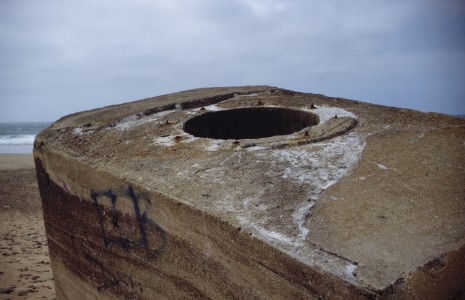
<box><xmin>90</xmin><ymin>185</ymin><xmax>167</xmax><ymax>260</ymax></box>
<box><xmin>83</xmin><ymin>252</ymin><xmax>144</xmax><ymax>294</ymax></box>
<box><xmin>65</xmin><ymin>230</ymin><xmax>146</xmax><ymax>296</ymax></box>
<box><xmin>83</xmin><ymin>252</ymin><xmax>121</xmax><ymax>291</ymax></box>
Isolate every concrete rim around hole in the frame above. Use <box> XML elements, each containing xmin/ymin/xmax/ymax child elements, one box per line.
<box><xmin>183</xmin><ymin>107</ymin><xmax>320</xmax><ymax>140</ymax></box>
<box><xmin>181</xmin><ymin>106</ymin><xmax>358</xmax><ymax>149</ymax></box>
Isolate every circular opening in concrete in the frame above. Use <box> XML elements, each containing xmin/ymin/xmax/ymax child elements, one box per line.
<box><xmin>183</xmin><ymin>107</ymin><xmax>319</xmax><ymax>140</ymax></box>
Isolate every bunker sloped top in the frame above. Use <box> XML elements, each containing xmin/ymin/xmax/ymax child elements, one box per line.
<box><xmin>34</xmin><ymin>86</ymin><xmax>465</xmax><ymax>294</ymax></box>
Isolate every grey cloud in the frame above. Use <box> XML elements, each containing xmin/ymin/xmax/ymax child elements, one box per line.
<box><xmin>1</xmin><ymin>0</ymin><xmax>464</xmax><ymax>122</ymax></box>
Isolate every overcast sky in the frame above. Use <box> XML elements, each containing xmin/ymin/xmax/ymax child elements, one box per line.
<box><xmin>1</xmin><ymin>0</ymin><xmax>464</xmax><ymax>122</ymax></box>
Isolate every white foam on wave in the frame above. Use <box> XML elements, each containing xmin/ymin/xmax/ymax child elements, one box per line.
<box><xmin>0</xmin><ymin>135</ymin><xmax>36</xmax><ymax>145</ymax></box>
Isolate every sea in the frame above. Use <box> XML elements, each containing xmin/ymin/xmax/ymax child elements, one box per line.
<box><xmin>0</xmin><ymin>122</ymin><xmax>51</xmax><ymax>154</ymax></box>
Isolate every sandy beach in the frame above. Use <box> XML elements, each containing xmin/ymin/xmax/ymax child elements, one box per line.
<box><xmin>0</xmin><ymin>154</ymin><xmax>55</xmax><ymax>299</ymax></box>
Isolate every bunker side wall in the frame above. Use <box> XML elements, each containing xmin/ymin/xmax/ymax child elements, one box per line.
<box><xmin>34</xmin><ymin>149</ymin><xmax>375</xmax><ymax>299</ymax></box>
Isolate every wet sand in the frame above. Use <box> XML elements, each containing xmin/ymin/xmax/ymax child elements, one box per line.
<box><xmin>0</xmin><ymin>154</ymin><xmax>55</xmax><ymax>299</ymax></box>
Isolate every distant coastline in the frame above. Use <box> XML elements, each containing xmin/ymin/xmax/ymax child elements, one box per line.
<box><xmin>0</xmin><ymin>122</ymin><xmax>51</xmax><ymax>154</ymax></box>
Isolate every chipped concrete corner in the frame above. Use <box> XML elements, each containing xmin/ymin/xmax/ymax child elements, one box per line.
<box><xmin>33</xmin><ymin>86</ymin><xmax>465</xmax><ymax>299</ymax></box>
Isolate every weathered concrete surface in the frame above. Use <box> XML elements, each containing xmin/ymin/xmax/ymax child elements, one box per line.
<box><xmin>34</xmin><ymin>86</ymin><xmax>465</xmax><ymax>299</ymax></box>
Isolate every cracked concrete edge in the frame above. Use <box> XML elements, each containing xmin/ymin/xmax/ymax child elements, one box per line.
<box><xmin>380</xmin><ymin>243</ymin><xmax>465</xmax><ymax>299</ymax></box>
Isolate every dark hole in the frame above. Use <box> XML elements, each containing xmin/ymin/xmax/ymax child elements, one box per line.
<box><xmin>183</xmin><ymin>107</ymin><xmax>319</xmax><ymax>140</ymax></box>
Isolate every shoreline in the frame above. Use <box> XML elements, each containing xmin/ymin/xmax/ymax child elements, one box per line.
<box><xmin>0</xmin><ymin>145</ymin><xmax>34</xmax><ymax>155</ymax></box>
<box><xmin>0</xmin><ymin>153</ymin><xmax>35</xmax><ymax>170</ymax></box>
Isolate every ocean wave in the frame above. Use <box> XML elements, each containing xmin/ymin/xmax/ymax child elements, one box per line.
<box><xmin>0</xmin><ymin>134</ymin><xmax>36</xmax><ymax>145</ymax></box>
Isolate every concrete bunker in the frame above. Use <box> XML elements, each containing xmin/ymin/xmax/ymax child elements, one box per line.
<box><xmin>183</xmin><ymin>107</ymin><xmax>319</xmax><ymax>140</ymax></box>
<box><xmin>34</xmin><ymin>86</ymin><xmax>465</xmax><ymax>299</ymax></box>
